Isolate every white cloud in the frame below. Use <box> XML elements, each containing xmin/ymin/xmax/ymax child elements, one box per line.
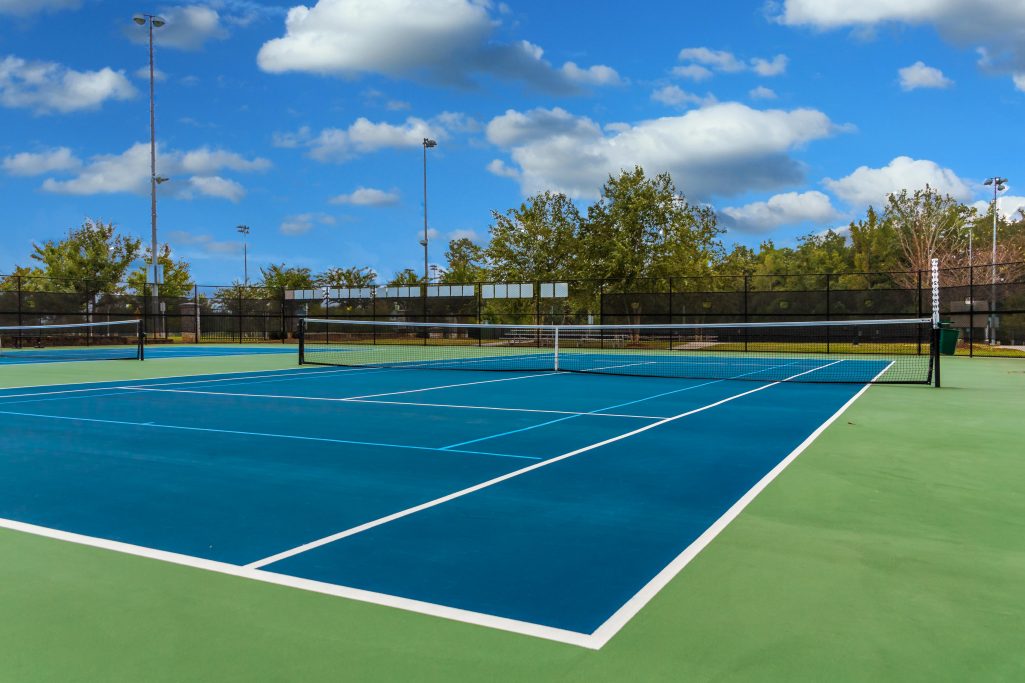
<box><xmin>671</xmin><ymin>64</ymin><xmax>714</xmax><ymax>81</ymax></box>
<box><xmin>752</xmin><ymin>55</ymin><xmax>789</xmax><ymax>76</ymax></box>
<box><xmin>280</xmin><ymin>212</ymin><xmax>335</xmax><ymax>236</ymax></box>
<box><xmin>774</xmin><ymin>1</ymin><xmax>1025</xmax><ymax>87</ymax></box>
<box><xmin>128</xmin><ymin>5</ymin><xmax>227</xmax><ymax>51</ymax></box>
<box><xmin>2</xmin><ymin>147</ymin><xmax>80</xmax><ymax>176</ymax></box>
<box><xmin>0</xmin><ymin>0</ymin><xmax>79</xmax><ymax>16</ymax></box>
<box><xmin>186</xmin><ymin>176</ymin><xmax>246</xmax><ymax>202</ymax></box>
<box><xmin>0</xmin><ymin>55</ymin><xmax>136</xmax><ymax>114</ymax></box>
<box><xmin>1013</xmin><ymin>73</ymin><xmax>1025</xmax><ymax>91</ymax></box>
<box><xmin>749</xmin><ymin>85</ymin><xmax>777</xmax><ymax>99</ymax></box>
<box><xmin>722</xmin><ymin>191</ymin><xmax>840</xmax><ymax>233</ymax></box>
<box><xmin>972</xmin><ymin>194</ymin><xmax>1025</xmax><ymax>220</ymax></box>
<box><xmin>678</xmin><ymin>47</ymin><xmax>746</xmax><ymax>73</ymax></box>
<box><xmin>898</xmin><ymin>61</ymin><xmax>952</xmax><ymax>90</ymax></box>
<box><xmin>38</xmin><ymin>142</ymin><xmax>269</xmax><ymax>199</ymax></box>
<box><xmin>651</xmin><ymin>85</ymin><xmax>715</xmax><ymax>107</ymax></box>
<box><xmin>824</xmin><ymin>156</ymin><xmax>973</xmax><ymax>208</ymax></box>
<box><xmin>560</xmin><ymin>62</ymin><xmax>623</xmax><ymax>86</ymax></box>
<box><xmin>256</xmin><ymin>0</ymin><xmax>619</xmax><ymax>93</ymax></box>
<box><xmin>674</xmin><ymin>47</ymin><xmax>789</xmax><ymax>80</ymax></box>
<box><xmin>278</xmin><ymin>113</ymin><xmax>466</xmax><ymax>163</ymax></box>
<box><xmin>448</xmin><ymin>228</ymin><xmax>480</xmax><ymax>241</ymax></box>
<box><xmin>486</xmin><ymin>103</ymin><xmax>848</xmax><ymax>200</ymax></box>
<box><xmin>134</xmin><ymin>66</ymin><xmax>167</xmax><ymax>82</ymax></box>
<box><xmin>330</xmin><ymin>187</ymin><xmax>400</xmax><ymax>206</ymax></box>
<box><xmin>167</xmin><ymin>230</ymin><xmax>241</xmax><ymax>256</ymax></box>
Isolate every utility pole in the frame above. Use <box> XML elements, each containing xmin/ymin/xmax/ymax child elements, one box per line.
<box><xmin>421</xmin><ymin>138</ymin><xmax>437</xmax><ymax>283</ymax></box>
<box><xmin>983</xmin><ymin>176</ymin><xmax>1007</xmax><ymax>344</ymax></box>
<box><xmin>237</xmin><ymin>225</ymin><xmax>251</xmax><ymax>285</ymax></box>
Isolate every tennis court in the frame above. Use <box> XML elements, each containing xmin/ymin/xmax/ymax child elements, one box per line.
<box><xmin>0</xmin><ymin>340</ymin><xmax>899</xmax><ymax>647</ymax></box>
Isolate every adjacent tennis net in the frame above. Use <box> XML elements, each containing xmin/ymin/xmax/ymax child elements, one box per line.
<box><xmin>299</xmin><ymin>318</ymin><xmax>938</xmax><ymax>385</ymax></box>
<box><xmin>0</xmin><ymin>320</ymin><xmax>144</xmax><ymax>363</ymax></box>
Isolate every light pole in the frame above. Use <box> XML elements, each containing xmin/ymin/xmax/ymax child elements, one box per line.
<box><xmin>237</xmin><ymin>225</ymin><xmax>251</xmax><ymax>285</ymax></box>
<box><xmin>983</xmin><ymin>176</ymin><xmax>1007</xmax><ymax>344</ymax></box>
<box><xmin>421</xmin><ymin>138</ymin><xmax>437</xmax><ymax>284</ymax></box>
<box><xmin>133</xmin><ymin>13</ymin><xmax>166</xmax><ymax>330</ymax></box>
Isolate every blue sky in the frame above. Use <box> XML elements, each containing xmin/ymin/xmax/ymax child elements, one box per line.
<box><xmin>1</xmin><ymin>0</ymin><xmax>1024</xmax><ymax>285</ymax></box>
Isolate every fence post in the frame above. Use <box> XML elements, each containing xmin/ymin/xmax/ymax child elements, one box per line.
<box><xmin>194</xmin><ymin>284</ymin><xmax>201</xmax><ymax>343</ymax></box>
<box><xmin>238</xmin><ymin>288</ymin><xmax>243</xmax><ymax>344</ymax></box>
<box><xmin>280</xmin><ymin>288</ymin><xmax>286</xmax><ymax>344</ymax></box>
<box><xmin>743</xmin><ymin>274</ymin><xmax>750</xmax><ymax>352</ymax></box>
<box><xmin>916</xmin><ymin>270</ymin><xmax>923</xmax><ymax>354</ymax></box>
<box><xmin>968</xmin><ymin>264</ymin><xmax>974</xmax><ymax>357</ymax></box>
<box><xmin>16</xmin><ymin>275</ymin><xmax>23</xmax><ymax>329</ymax></box>
<box><xmin>825</xmin><ymin>273</ymin><xmax>831</xmax><ymax>353</ymax></box>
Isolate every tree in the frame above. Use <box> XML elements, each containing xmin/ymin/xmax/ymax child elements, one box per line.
<box><xmin>486</xmin><ymin>191</ymin><xmax>581</xmax><ymax>281</ymax></box>
<box><xmin>126</xmin><ymin>244</ymin><xmax>194</xmax><ymax>298</ymax></box>
<box><xmin>316</xmin><ymin>266</ymin><xmax>377</xmax><ymax>287</ymax></box>
<box><xmin>882</xmin><ymin>186</ymin><xmax>971</xmax><ymax>287</ymax></box>
<box><xmin>259</xmin><ymin>263</ymin><xmax>314</xmax><ymax>294</ymax></box>
<box><xmin>388</xmin><ymin>268</ymin><xmax>423</xmax><ymax>285</ymax></box>
<box><xmin>29</xmin><ymin>219</ymin><xmax>141</xmax><ymax>296</ymax></box>
<box><xmin>442</xmin><ymin>238</ymin><xmax>487</xmax><ymax>283</ymax></box>
<box><xmin>0</xmin><ymin>265</ymin><xmax>47</xmax><ymax>292</ymax></box>
<box><xmin>581</xmin><ymin>167</ymin><xmax>722</xmax><ymax>285</ymax></box>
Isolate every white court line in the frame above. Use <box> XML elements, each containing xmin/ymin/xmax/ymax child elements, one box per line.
<box><xmin>246</xmin><ymin>361</ymin><xmax>842</xmax><ymax>570</ymax></box>
<box><xmin>341</xmin><ymin>371</ymin><xmax>560</xmax><ymax>400</ymax></box>
<box><xmin>0</xmin><ymin>517</ymin><xmax>595</xmax><ymax>649</ymax></box>
<box><xmin>117</xmin><ymin>387</ymin><xmax>665</xmax><ymax>420</ymax></box>
<box><xmin>0</xmin><ymin>409</ymin><xmax>536</xmax><ymax>461</ymax></box>
<box><xmin>587</xmin><ymin>359</ymin><xmax>887</xmax><ymax>648</ymax></box>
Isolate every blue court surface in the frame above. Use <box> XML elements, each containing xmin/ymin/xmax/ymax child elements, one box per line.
<box><xmin>0</xmin><ymin>363</ymin><xmax>873</xmax><ymax>646</ymax></box>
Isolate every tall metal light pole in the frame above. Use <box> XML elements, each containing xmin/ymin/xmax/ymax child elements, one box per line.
<box><xmin>133</xmin><ymin>13</ymin><xmax>166</xmax><ymax>328</ymax></box>
<box><xmin>237</xmin><ymin>225</ymin><xmax>251</xmax><ymax>284</ymax></box>
<box><xmin>421</xmin><ymin>138</ymin><xmax>437</xmax><ymax>284</ymax></box>
<box><xmin>983</xmin><ymin>176</ymin><xmax>1007</xmax><ymax>344</ymax></box>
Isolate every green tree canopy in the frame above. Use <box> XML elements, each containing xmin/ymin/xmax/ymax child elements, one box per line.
<box><xmin>581</xmin><ymin>167</ymin><xmax>722</xmax><ymax>284</ymax></box>
<box><xmin>126</xmin><ymin>244</ymin><xmax>194</xmax><ymax>298</ymax></box>
<box><xmin>442</xmin><ymin>238</ymin><xmax>487</xmax><ymax>283</ymax></box>
<box><xmin>316</xmin><ymin>266</ymin><xmax>377</xmax><ymax>287</ymax></box>
<box><xmin>28</xmin><ymin>219</ymin><xmax>141</xmax><ymax>296</ymax></box>
<box><xmin>388</xmin><ymin>268</ymin><xmax>423</xmax><ymax>285</ymax></box>
<box><xmin>486</xmin><ymin>191</ymin><xmax>581</xmax><ymax>281</ymax></box>
<box><xmin>260</xmin><ymin>263</ymin><xmax>314</xmax><ymax>293</ymax></box>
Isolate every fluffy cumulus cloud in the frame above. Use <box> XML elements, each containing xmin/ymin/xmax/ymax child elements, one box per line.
<box><xmin>256</xmin><ymin>0</ymin><xmax>620</xmax><ymax>93</ymax></box>
<box><xmin>898</xmin><ymin>61</ymin><xmax>953</xmax><ymax>90</ymax></box>
<box><xmin>824</xmin><ymin>156</ymin><xmax>972</xmax><ymax>208</ymax></box>
<box><xmin>330</xmin><ymin>187</ymin><xmax>400</xmax><ymax>206</ymax></box>
<box><xmin>36</xmin><ymin>143</ymin><xmax>269</xmax><ymax>201</ymax></box>
<box><xmin>128</xmin><ymin>5</ymin><xmax>227</xmax><ymax>51</ymax></box>
<box><xmin>2</xmin><ymin>147</ymin><xmax>80</xmax><ymax>176</ymax></box>
<box><xmin>774</xmin><ymin>1</ymin><xmax>1025</xmax><ymax>88</ymax></box>
<box><xmin>673</xmin><ymin>47</ymin><xmax>788</xmax><ymax>80</ymax></box>
<box><xmin>721</xmin><ymin>191</ymin><xmax>840</xmax><ymax>233</ymax></box>
<box><xmin>0</xmin><ymin>0</ymin><xmax>79</xmax><ymax>15</ymax></box>
<box><xmin>972</xmin><ymin>194</ymin><xmax>1025</xmax><ymax>220</ymax></box>
<box><xmin>276</xmin><ymin>113</ymin><xmax>473</xmax><ymax>162</ymax></box>
<box><xmin>485</xmin><ymin>103</ymin><xmax>847</xmax><ymax>200</ymax></box>
<box><xmin>0</xmin><ymin>55</ymin><xmax>136</xmax><ymax>114</ymax></box>
<box><xmin>749</xmin><ymin>85</ymin><xmax>777</xmax><ymax>99</ymax></box>
<box><xmin>280</xmin><ymin>212</ymin><xmax>336</xmax><ymax>236</ymax></box>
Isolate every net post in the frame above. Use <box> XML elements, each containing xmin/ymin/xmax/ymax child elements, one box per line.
<box><xmin>931</xmin><ymin>258</ymin><xmax>941</xmax><ymax>388</ymax></box>
<box><xmin>138</xmin><ymin>320</ymin><xmax>145</xmax><ymax>361</ymax></box>
<box><xmin>298</xmin><ymin>318</ymin><xmax>306</xmax><ymax>365</ymax></box>
<box><xmin>553</xmin><ymin>326</ymin><xmax>559</xmax><ymax>372</ymax></box>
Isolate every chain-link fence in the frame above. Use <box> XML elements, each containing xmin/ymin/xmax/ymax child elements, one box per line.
<box><xmin>2</xmin><ymin>263</ymin><xmax>1023</xmax><ymax>356</ymax></box>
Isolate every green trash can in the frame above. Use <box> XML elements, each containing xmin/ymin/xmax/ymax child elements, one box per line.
<box><xmin>938</xmin><ymin>324</ymin><xmax>959</xmax><ymax>356</ymax></box>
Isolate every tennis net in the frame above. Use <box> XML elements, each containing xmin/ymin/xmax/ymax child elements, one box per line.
<box><xmin>0</xmin><ymin>320</ymin><xmax>144</xmax><ymax>363</ymax></box>
<box><xmin>299</xmin><ymin>318</ymin><xmax>939</xmax><ymax>385</ymax></box>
